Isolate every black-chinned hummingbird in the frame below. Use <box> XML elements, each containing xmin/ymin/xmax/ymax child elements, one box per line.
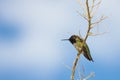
<box><xmin>62</xmin><ymin>35</ymin><xmax>93</xmax><ymax>62</ymax></box>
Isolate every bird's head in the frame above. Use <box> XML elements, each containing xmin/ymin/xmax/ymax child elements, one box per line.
<box><xmin>62</xmin><ymin>35</ymin><xmax>83</xmax><ymax>44</ymax></box>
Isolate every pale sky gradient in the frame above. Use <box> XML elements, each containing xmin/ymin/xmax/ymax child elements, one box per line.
<box><xmin>0</xmin><ymin>0</ymin><xmax>120</xmax><ymax>80</ymax></box>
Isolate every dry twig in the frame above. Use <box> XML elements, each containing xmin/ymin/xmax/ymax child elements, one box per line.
<box><xmin>71</xmin><ymin>0</ymin><xmax>106</xmax><ymax>80</ymax></box>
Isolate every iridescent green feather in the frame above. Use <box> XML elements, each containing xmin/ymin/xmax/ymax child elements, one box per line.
<box><xmin>83</xmin><ymin>43</ymin><xmax>93</xmax><ymax>61</ymax></box>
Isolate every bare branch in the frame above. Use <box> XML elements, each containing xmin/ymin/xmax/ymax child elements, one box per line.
<box><xmin>84</xmin><ymin>0</ymin><xmax>91</xmax><ymax>41</ymax></box>
<box><xmin>71</xmin><ymin>0</ymin><xmax>92</xmax><ymax>80</ymax></box>
<box><xmin>90</xmin><ymin>0</ymin><xmax>96</xmax><ymax>14</ymax></box>
<box><xmin>91</xmin><ymin>0</ymin><xmax>102</xmax><ymax>18</ymax></box>
<box><xmin>88</xmin><ymin>31</ymin><xmax>109</xmax><ymax>36</ymax></box>
<box><xmin>77</xmin><ymin>0</ymin><xmax>86</xmax><ymax>13</ymax></box>
<box><xmin>78</xmin><ymin>64</ymin><xmax>85</xmax><ymax>80</ymax></box>
<box><xmin>94</xmin><ymin>0</ymin><xmax>101</xmax><ymax>7</ymax></box>
<box><xmin>76</xmin><ymin>10</ymin><xmax>88</xmax><ymax>20</ymax></box>
<box><xmin>91</xmin><ymin>16</ymin><xmax>107</xmax><ymax>28</ymax></box>
<box><xmin>79</xmin><ymin>29</ymin><xmax>82</xmax><ymax>38</ymax></box>
<box><xmin>71</xmin><ymin>0</ymin><xmax>105</xmax><ymax>80</ymax></box>
<box><xmin>63</xmin><ymin>63</ymin><xmax>71</xmax><ymax>70</ymax></box>
<box><xmin>82</xmin><ymin>72</ymin><xmax>95</xmax><ymax>80</ymax></box>
<box><xmin>71</xmin><ymin>53</ymin><xmax>82</xmax><ymax>80</ymax></box>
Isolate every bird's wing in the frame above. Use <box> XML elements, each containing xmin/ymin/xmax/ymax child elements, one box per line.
<box><xmin>83</xmin><ymin>43</ymin><xmax>94</xmax><ymax>62</ymax></box>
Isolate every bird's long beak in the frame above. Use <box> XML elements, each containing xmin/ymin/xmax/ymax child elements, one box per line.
<box><xmin>61</xmin><ymin>39</ymin><xmax>69</xmax><ymax>41</ymax></box>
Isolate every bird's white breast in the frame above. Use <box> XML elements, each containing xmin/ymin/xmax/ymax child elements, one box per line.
<box><xmin>73</xmin><ymin>43</ymin><xmax>82</xmax><ymax>51</ymax></box>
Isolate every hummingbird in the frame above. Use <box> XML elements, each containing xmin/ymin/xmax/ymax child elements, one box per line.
<box><xmin>62</xmin><ymin>35</ymin><xmax>93</xmax><ymax>62</ymax></box>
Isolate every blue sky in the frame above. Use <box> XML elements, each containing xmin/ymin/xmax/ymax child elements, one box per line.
<box><xmin>0</xmin><ymin>0</ymin><xmax>120</xmax><ymax>80</ymax></box>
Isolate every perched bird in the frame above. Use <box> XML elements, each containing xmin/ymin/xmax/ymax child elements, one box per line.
<box><xmin>62</xmin><ymin>35</ymin><xmax>93</xmax><ymax>62</ymax></box>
